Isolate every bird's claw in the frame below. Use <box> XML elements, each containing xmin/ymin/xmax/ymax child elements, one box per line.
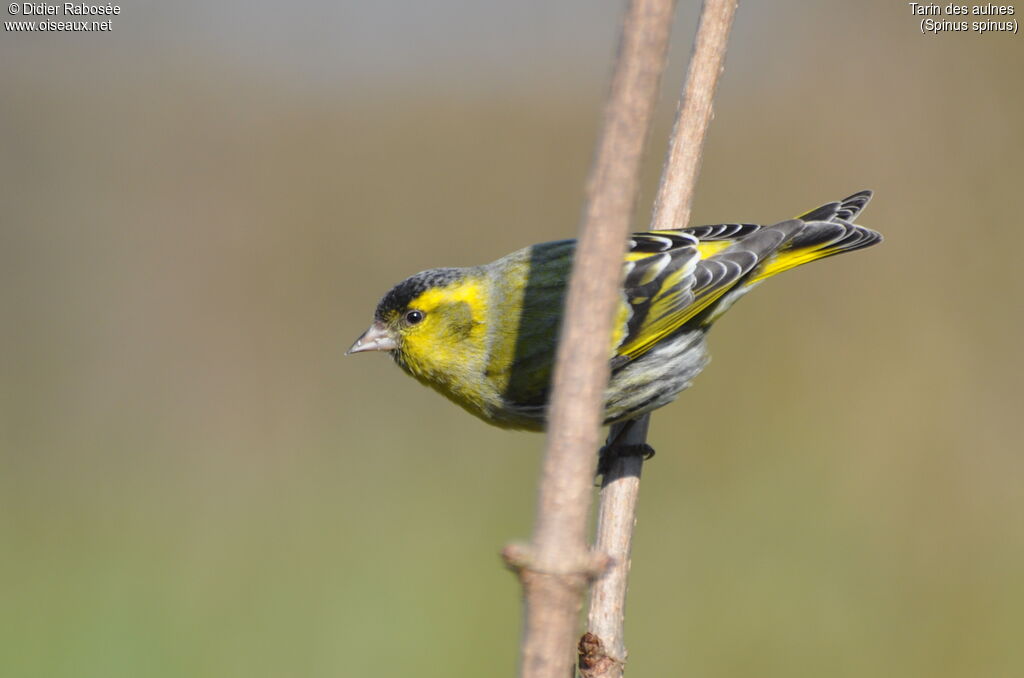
<box><xmin>596</xmin><ymin>443</ymin><xmax>656</xmax><ymax>479</ymax></box>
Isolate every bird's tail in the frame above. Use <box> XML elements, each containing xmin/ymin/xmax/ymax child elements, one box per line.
<box><xmin>746</xmin><ymin>190</ymin><xmax>882</xmax><ymax>285</ymax></box>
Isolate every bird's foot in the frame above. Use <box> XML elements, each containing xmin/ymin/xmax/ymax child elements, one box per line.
<box><xmin>596</xmin><ymin>442</ymin><xmax>655</xmax><ymax>479</ymax></box>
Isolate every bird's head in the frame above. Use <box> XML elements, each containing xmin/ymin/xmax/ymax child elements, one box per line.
<box><xmin>347</xmin><ymin>268</ymin><xmax>487</xmax><ymax>379</ymax></box>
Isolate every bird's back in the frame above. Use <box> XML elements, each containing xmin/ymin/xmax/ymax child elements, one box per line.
<box><xmin>484</xmin><ymin>191</ymin><xmax>881</xmax><ymax>428</ymax></box>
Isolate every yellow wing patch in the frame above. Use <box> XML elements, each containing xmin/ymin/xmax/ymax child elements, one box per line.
<box><xmin>617</xmin><ymin>265</ymin><xmax>698</xmax><ymax>359</ymax></box>
<box><xmin>748</xmin><ymin>245</ymin><xmax>842</xmax><ymax>284</ymax></box>
<box><xmin>696</xmin><ymin>240</ymin><xmax>732</xmax><ymax>258</ymax></box>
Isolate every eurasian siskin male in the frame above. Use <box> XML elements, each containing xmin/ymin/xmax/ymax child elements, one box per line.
<box><xmin>348</xmin><ymin>191</ymin><xmax>881</xmax><ymax>435</ymax></box>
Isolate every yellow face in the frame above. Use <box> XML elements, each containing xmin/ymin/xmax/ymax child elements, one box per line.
<box><xmin>384</xmin><ymin>277</ymin><xmax>490</xmax><ymax>383</ymax></box>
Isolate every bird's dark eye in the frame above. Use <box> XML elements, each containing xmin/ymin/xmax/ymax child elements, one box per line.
<box><xmin>404</xmin><ymin>310</ymin><xmax>425</xmax><ymax>325</ymax></box>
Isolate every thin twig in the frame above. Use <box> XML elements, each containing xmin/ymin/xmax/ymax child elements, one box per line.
<box><xmin>582</xmin><ymin>1</ymin><xmax>738</xmax><ymax>676</ymax></box>
<box><xmin>651</xmin><ymin>0</ymin><xmax>739</xmax><ymax>232</ymax></box>
<box><xmin>505</xmin><ymin>2</ymin><xmax>675</xmax><ymax>678</ymax></box>
<box><xmin>582</xmin><ymin>415</ymin><xmax>649</xmax><ymax>678</ymax></box>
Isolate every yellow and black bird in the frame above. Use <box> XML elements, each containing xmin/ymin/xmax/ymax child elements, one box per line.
<box><xmin>348</xmin><ymin>191</ymin><xmax>881</xmax><ymax>439</ymax></box>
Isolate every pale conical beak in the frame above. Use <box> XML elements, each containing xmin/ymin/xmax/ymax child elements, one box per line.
<box><xmin>346</xmin><ymin>321</ymin><xmax>398</xmax><ymax>355</ymax></box>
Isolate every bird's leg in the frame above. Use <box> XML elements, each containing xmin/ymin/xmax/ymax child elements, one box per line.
<box><xmin>597</xmin><ymin>415</ymin><xmax>655</xmax><ymax>478</ymax></box>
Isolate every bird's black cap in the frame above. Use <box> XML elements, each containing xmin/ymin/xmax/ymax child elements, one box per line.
<box><xmin>374</xmin><ymin>268</ymin><xmax>465</xmax><ymax>321</ymax></box>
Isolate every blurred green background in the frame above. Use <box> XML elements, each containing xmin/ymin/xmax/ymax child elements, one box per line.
<box><xmin>2</xmin><ymin>1</ymin><xmax>1022</xmax><ymax>676</ymax></box>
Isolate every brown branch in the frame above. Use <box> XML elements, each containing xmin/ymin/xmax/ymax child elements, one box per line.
<box><xmin>505</xmin><ymin>2</ymin><xmax>675</xmax><ymax>678</ymax></box>
<box><xmin>650</xmin><ymin>0</ymin><xmax>739</xmax><ymax>232</ymax></box>
<box><xmin>583</xmin><ymin>415</ymin><xmax>649</xmax><ymax>677</ymax></box>
<box><xmin>582</xmin><ymin>1</ymin><xmax>738</xmax><ymax>677</ymax></box>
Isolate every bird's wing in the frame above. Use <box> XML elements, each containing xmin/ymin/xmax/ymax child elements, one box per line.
<box><xmin>679</xmin><ymin>190</ymin><xmax>873</xmax><ymax>252</ymax></box>
<box><xmin>613</xmin><ymin>231</ymin><xmax>701</xmax><ymax>367</ymax></box>
<box><xmin>614</xmin><ymin>191</ymin><xmax>880</xmax><ymax>366</ymax></box>
<box><xmin>614</xmin><ymin>220</ymin><xmax>807</xmax><ymax>366</ymax></box>
<box><xmin>518</xmin><ymin>193</ymin><xmax>878</xmax><ymax>374</ymax></box>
